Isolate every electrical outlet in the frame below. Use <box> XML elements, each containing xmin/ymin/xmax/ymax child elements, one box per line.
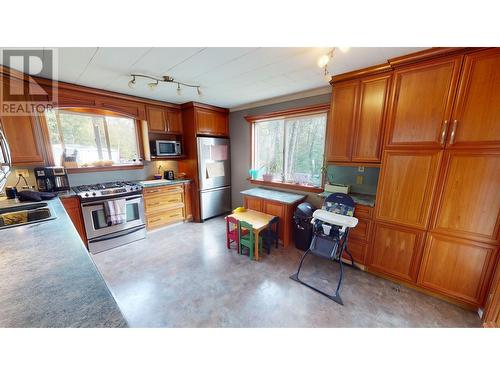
<box><xmin>358</xmin><ymin>166</ymin><xmax>365</xmax><ymax>172</ymax></box>
<box><xmin>15</xmin><ymin>169</ymin><xmax>30</xmax><ymax>178</ymax></box>
<box><xmin>356</xmin><ymin>175</ymin><xmax>363</xmax><ymax>185</ymax></box>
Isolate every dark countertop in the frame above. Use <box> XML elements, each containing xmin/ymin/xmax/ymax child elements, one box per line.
<box><xmin>318</xmin><ymin>191</ymin><xmax>376</xmax><ymax>207</ymax></box>
<box><xmin>241</xmin><ymin>187</ymin><xmax>306</xmax><ymax>205</ymax></box>
<box><xmin>138</xmin><ymin>179</ymin><xmax>190</xmax><ymax>188</ymax></box>
<box><xmin>0</xmin><ymin>197</ymin><xmax>128</xmax><ymax>327</ymax></box>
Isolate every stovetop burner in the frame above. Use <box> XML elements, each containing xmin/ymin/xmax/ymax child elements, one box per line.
<box><xmin>73</xmin><ymin>181</ymin><xmax>142</xmax><ymax>201</ymax></box>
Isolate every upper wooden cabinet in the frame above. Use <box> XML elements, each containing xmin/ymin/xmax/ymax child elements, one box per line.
<box><xmin>447</xmin><ymin>49</ymin><xmax>500</xmax><ymax>148</ymax></box>
<box><xmin>430</xmin><ymin>149</ymin><xmax>500</xmax><ymax>245</ymax></box>
<box><xmin>375</xmin><ymin>149</ymin><xmax>442</xmax><ymax>229</ymax></box>
<box><xmin>146</xmin><ymin>105</ymin><xmax>183</xmax><ymax>134</ymax></box>
<box><xmin>0</xmin><ymin>78</ymin><xmax>45</xmax><ymax>165</ymax></box>
<box><xmin>418</xmin><ymin>233</ymin><xmax>497</xmax><ymax>306</ymax></box>
<box><xmin>326</xmin><ymin>72</ymin><xmax>390</xmax><ymax>163</ymax></box>
<box><xmin>385</xmin><ymin>55</ymin><xmax>463</xmax><ymax>148</ymax></box>
<box><xmin>325</xmin><ymin>80</ymin><xmax>358</xmax><ymax>162</ymax></box>
<box><xmin>195</xmin><ymin>108</ymin><xmax>229</xmax><ymax>136</ymax></box>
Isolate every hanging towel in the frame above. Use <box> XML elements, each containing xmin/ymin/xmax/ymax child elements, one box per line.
<box><xmin>104</xmin><ymin>199</ymin><xmax>127</xmax><ymax>225</ymax></box>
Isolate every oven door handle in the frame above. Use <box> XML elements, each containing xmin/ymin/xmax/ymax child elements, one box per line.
<box><xmin>88</xmin><ymin>225</ymin><xmax>146</xmax><ymax>243</ymax></box>
<box><xmin>81</xmin><ymin>195</ymin><xmax>143</xmax><ymax>208</ymax></box>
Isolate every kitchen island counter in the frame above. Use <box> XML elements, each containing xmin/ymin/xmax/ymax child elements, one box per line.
<box><xmin>0</xmin><ymin>197</ymin><xmax>127</xmax><ymax>327</ymax></box>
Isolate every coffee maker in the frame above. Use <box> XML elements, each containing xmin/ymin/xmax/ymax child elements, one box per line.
<box><xmin>34</xmin><ymin>167</ymin><xmax>70</xmax><ymax>192</ymax></box>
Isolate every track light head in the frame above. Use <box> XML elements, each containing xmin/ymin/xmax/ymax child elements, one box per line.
<box><xmin>197</xmin><ymin>87</ymin><xmax>202</xmax><ymax>97</ymax></box>
<box><xmin>148</xmin><ymin>80</ymin><xmax>158</xmax><ymax>90</ymax></box>
<box><xmin>128</xmin><ymin>76</ymin><xmax>136</xmax><ymax>89</ymax></box>
<box><xmin>176</xmin><ymin>83</ymin><xmax>182</xmax><ymax>96</ymax></box>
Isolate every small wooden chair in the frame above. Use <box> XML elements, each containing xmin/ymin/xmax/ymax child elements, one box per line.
<box><xmin>238</xmin><ymin>221</ymin><xmax>262</xmax><ymax>259</ymax></box>
<box><xmin>226</xmin><ymin>216</ymin><xmax>239</xmax><ymax>249</ymax></box>
<box><xmin>261</xmin><ymin>216</ymin><xmax>279</xmax><ymax>254</ymax></box>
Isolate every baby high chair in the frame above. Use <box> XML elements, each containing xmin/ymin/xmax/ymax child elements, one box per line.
<box><xmin>290</xmin><ymin>193</ymin><xmax>358</xmax><ymax>305</ymax></box>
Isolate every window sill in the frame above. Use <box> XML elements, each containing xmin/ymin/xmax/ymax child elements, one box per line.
<box><xmin>66</xmin><ymin>164</ymin><xmax>144</xmax><ymax>174</ymax></box>
<box><xmin>247</xmin><ymin>178</ymin><xmax>323</xmax><ymax>193</ymax></box>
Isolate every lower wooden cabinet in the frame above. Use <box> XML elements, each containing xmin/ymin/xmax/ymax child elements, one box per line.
<box><xmin>342</xmin><ymin>238</ymin><xmax>367</xmax><ymax>265</ymax></box>
<box><xmin>245</xmin><ymin>196</ymin><xmax>263</xmax><ymax>211</ymax></box>
<box><xmin>262</xmin><ymin>200</ymin><xmax>285</xmax><ymax>241</ymax></box>
<box><xmin>367</xmin><ymin>222</ymin><xmax>425</xmax><ymax>282</ymax></box>
<box><xmin>417</xmin><ymin>233</ymin><xmax>498</xmax><ymax>306</ymax></box>
<box><xmin>183</xmin><ymin>181</ymin><xmax>193</xmax><ymax>221</ymax></box>
<box><xmin>143</xmin><ymin>183</ymin><xmax>190</xmax><ymax>230</ymax></box>
<box><xmin>60</xmin><ymin>196</ymin><xmax>87</xmax><ymax>245</ymax></box>
<box><xmin>483</xmin><ymin>257</ymin><xmax>500</xmax><ymax>327</ymax></box>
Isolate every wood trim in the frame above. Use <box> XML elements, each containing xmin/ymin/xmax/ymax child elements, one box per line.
<box><xmin>387</xmin><ymin>47</ymin><xmax>486</xmax><ymax>68</ymax></box>
<box><xmin>66</xmin><ymin>164</ymin><xmax>144</xmax><ymax>174</ymax></box>
<box><xmin>483</xmin><ymin>257</ymin><xmax>500</xmax><ymax>326</ymax></box>
<box><xmin>247</xmin><ymin>178</ymin><xmax>323</xmax><ymax>193</ymax></box>
<box><xmin>244</xmin><ymin>103</ymin><xmax>330</xmax><ymax>123</ymax></box>
<box><xmin>329</xmin><ymin>161</ymin><xmax>381</xmax><ymax>167</ymax></box>
<box><xmin>180</xmin><ymin>101</ymin><xmax>229</xmax><ymax>113</ymax></box>
<box><xmin>330</xmin><ymin>63</ymin><xmax>393</xmax><ymax>84</ymax></box>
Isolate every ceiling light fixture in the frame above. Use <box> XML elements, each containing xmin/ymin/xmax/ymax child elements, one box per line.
<box><xmin>128</xmin><ymin>73</ymin><xmax>202</xmax><ymax>97</ymax></box>
<box><xmin>319</xmin><ymin>48</ymin><xmax>336</xmax><ymax>80</ymax></box>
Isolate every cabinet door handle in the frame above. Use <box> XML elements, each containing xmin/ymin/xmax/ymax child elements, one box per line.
<box><xmin>440</xmin><ymin>120</ymin><xmax>448</xmax><ymax>145</ymax></box>
<box><xmin>449</xmin><ymin>120</ymin><xmax>458</xmax><ymax>145</ymax></box>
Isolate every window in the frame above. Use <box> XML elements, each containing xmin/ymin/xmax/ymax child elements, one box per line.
<box><xmin>45</xmin><ymin>109</ymin><xmax>141</xmax><ymax>168</ymax></box>
<box><xmin>251</xmin><ymin>110</ymin><xmax>327</xmax><ymax>187</ymax></box>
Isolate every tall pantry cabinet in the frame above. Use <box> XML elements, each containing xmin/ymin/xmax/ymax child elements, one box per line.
<box><xmin>368</xmin><ymin>48</ymin><xmax>500</xmax><ymax>308</ymax></box>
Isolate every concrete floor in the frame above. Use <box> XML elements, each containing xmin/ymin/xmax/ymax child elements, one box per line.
<box><xmin>92</xmin><ymin>217</ymin><xmax>481</xmax><ymax>328</ymax></box>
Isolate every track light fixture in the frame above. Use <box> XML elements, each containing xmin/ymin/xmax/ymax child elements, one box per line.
<box><xmin>128</xmin><ymin>73</ymin><xmax>202</xmax><ymax>96</ymax></box>
<box><xmin>317</xmin><ymin>47</ymin><xmax>349</xmax><ymax>79</ymax></box>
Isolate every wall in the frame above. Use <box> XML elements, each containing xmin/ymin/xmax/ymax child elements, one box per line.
<box><xmin>229</xmin><ymin>93</ymin><xmax>331</xmax><ymax>208</ymax></box>
<box><xmin>5</xmin><ymin>160</ymin><xmax>178</xmax><ymax>189</ymax></box>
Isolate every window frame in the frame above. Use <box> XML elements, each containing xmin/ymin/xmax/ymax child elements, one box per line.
<box><xmin>245</xmin><ymin>103</ymin><xmax>329</xmax><ymax>193</ymax></box>
<box><xmin>40</xmin><ymin>107</ymin><xmax>144</xmax><ymax>172</ymax></box>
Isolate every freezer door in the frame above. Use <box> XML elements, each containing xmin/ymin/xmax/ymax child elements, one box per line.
<box><xmin>197</xmin><ymin>137</ymin><xmax>231</xmax><ymax>190</ymax></box>
<box><xmin>200</xmin><ymin>186</ymin><xmax>231</xmax><ymax>221</ymax></box>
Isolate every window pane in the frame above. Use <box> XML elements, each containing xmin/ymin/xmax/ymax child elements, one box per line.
<box><xmin>254</xmin><ymin>120</ymin><xmax>284</xmax><ymax>177</ymax></box>
<box><xmin>105</xmin><ymin>116</ymin><xmax>139</xmax><ymax>163</ymax></box>
<box><xmin>283</xmin><ymin>114</ymin><xmax>326</xmax><ymax>186</ymax></box>
<box><xmin>45</xmin><ymin>109</ymin><xmax>140</xmax><ymax>167</ymax></box>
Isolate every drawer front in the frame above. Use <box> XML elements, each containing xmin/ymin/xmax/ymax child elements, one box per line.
<box><xmin>350</xmin><ymin>217</ymin><xmax>372</xmax><ymax>242</ymax></box>
<box><xmin>146</xmin><ymin>208</ymin><xmax>184</xmax><ymax>229</ymax></box>
<box><xmin>355</xmin><ymin>204</ymin><xmax>372</xmax><ymax>219</ymax></box>
<box><xmin>143</xmin><ymin>185</ymin><xmax>183</xmax><ymax>196</ymax></box>
<box><xmin>145</xmin><ymin>192</ymin><xmax>183</xmax><ymax>213</ymax></box>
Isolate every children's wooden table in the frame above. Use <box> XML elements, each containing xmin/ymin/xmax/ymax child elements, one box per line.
<box><xmin>226</xmin><ymin>209</ymin><xmax>275</xmax><ymax>260</ymax></box>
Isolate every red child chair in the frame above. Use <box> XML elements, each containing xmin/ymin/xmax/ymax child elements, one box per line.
<box><xmin>226</xmin><ymin>216</ymin><xmax>248</xmax><ymax>252</ymax></box>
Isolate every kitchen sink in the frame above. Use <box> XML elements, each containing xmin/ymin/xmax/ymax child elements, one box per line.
<box><xmin>0</xmin><ymin>202</ymin><xmax>56</xmax><ymax>229</ymax></box>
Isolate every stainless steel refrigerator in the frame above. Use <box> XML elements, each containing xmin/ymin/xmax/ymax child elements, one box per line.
<box><xmin>197</xmin><ymin>136</ymin><xmax>231</xmax><ymax>221</ymax></box>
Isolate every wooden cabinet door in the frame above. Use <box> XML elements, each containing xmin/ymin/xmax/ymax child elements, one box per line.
<box><xmin>342</xmin><ymin>238</ymin><xmax>367</xmax><ymax>265</ymax></box>
<box><xmin>385</xmin><ymin>55</ymin><xmax>463</xmax><ymax>148</ymax></box>
<box><xmin>214</xmin><ymin>112</ymin><xmax>229</xmax><ymax>136</ymax></box>
<box><xmin>483</xmin><ymin>258</ymin><xmax>500</xmax><ymax>327</ymax></box>
<box><xmin>418</xmin><ymin>233</ymin><xmax>497</xmax><ymax>306</ymax></box>
<box><xmin>351</xmin><ymin>73</ymin><xmax>391</xmax><ymax>163</ymax></box>
<box><xmin>375</xmin><ymin>149</ymin><xmax>442</xmax><ymax>229</ymax></box>
<box><xmin>61</xmin><ymin>196</ymin><xmax>87</xmax><ymax>245</ymax></box>
<box><xmin>146</xmin><ymin>105</ymin><xmax>166</xmax><ymax>133</ymax></box>
<box><xmin>195</xmin><ymin>109</ymin><xmax>217</xmax><ymax>135</ymax></box>
<box><xmin>368</xmin><ymin>222</ymin><xmax>425</xmax><ymax>282</ymax></box>
<box><xmin>166</xmin><ymin>109</ymin><xmax>183</xmax><ymax>134</ymax></box>
<box><xmin>447</xmin><ymin>49</ymin><xmax>500</xmax><ymax>148</ymax></box>
<box><xmin>325</xmin><ymin>80</ymin><xmax>358</xmax><ymax>162</ymax></box>
<box><xmin>430</xmin><ymin>149</ymin><xmax>500</xmax><ymax>244</ymax></box>
<box><xmin>244</xmin><ymin>196</ymin><xmax>263</xmax><ymax>212</ymax></box>
<box><xmin>1</xmin><ymin>114</ymin><xmax>45</xmax><ymax>165</ymax></box>
<box><xmin>263</xmin><ymin>200</ymin><xmax>285</xmax><ymax>242</ymax></box>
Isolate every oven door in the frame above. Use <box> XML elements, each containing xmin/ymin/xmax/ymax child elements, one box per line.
<box><xmin>81</xmin><ymin>195</ymin><xmax>145</xmax><ymax>240</ymax></box>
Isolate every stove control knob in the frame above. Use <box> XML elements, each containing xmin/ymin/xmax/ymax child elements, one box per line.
<box><xmin>84</xmin><ymin>193</ymin><xmax>89</xmax><ymax>197</ymax></box>
<box><xmin>92</xmin><ymin>192</ymin><xmax>96</xmax><ymax>196</ymax></box>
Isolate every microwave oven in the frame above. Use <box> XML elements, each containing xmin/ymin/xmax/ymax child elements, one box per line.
<box><xmin>150</xmin><ymin>140</ymin><xmax>182</xmax><ymax>157</ymax></box>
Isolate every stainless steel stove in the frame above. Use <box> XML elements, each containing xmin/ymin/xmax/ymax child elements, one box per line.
<box><xmin>73</xmin><ymin>181</ymin><xmax>146</xmax><ymax>254</ymax></box>
<box><xmin>73</xmin><ymin>181</ymin><xmax>143</xmax><ymax>201</ymax></box>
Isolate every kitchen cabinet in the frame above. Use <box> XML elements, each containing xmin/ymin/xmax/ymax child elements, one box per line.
<box><xmin>430</xmin><ymin>149</ymin><xmax>500</xmax><ymax>245</ymax></box>
<box><xmin>146</xmin><ymin>105</ymin><xmax>183</xmax><ymax>134</ymax></box>
<box><xmin>325</xmin><ymin>80</ymin><xmax>358</xmax><ymax>162</ymax></box>
<box><xmin>385</xmin><ymin>55</ymin><xmax>463</xmax><ymax>148</ymax></box>
<box><xmin>143</xmin><ymin>183</ymin><xmax>189</xmax><ymax>229</ymax></box>
<box><xmin>368</xmin><ymin>222</ymin><xmax>425</xmax><ymax>282</ymax></box>
<box><xmin>342</xmin><ymin>203</ymin><xmax>373</xmax><ymax>267</ymax></box>
<box><xmin>245</xmin><ymin>196</ymin><xmax>263</xmax><ymax>211</ymax></box>
<box><xmin>418</xmin><ymin>233</ymin><xmax>497</xmax><ymax>306</ymax></box>
<box><xmin>195</xmin><ymin>108</ymin><xmax>228</xmax><ymax>136</ymax></box>
<box><xmin>263</xmin><ymin>200</ymin><xmax>285</xmax><ymax>241</ymax></box>
<box><xmin>447</xmin><ymin>49</ymin><xmax>500</xmax><ymax>148</ymax></box>
<box><xmin>483</xmin><ymin>258</ymin><xmax>500</xmax><ymax>327</ymax></box>
<box><xmin>60</xmin><ymin>196</ymin><xmax>87</xmax><ymax>245</ymax></box>
<box><xmin>375</xmin><ymin>149</ymin><xmax>442</xmax><ymax>229</ymax></box>
<box><xmin>326</xmin><ymin>72</ymin><xmax>390</xmax><ymax>163</ymax></box>
<box><xmin>183</xmin><ymin>181</ymin><xmax>193</xmax><ymax>221</ymax></box>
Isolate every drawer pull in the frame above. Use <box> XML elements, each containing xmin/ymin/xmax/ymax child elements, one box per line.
<box><xmin>150</xmin><ymin>217</ymin><xmax>161</xmax><ymax>223</ymax></box>
<box><xmin>169</xmin><ymin>213</ymin><xmax>181</xmax><ymax>218</ymax></box>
